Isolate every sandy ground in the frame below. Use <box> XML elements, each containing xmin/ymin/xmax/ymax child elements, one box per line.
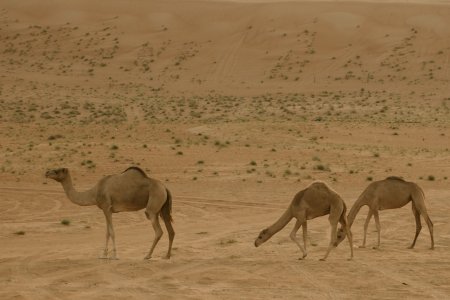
<box><xmin>1</xmin><ymin>0</ymin><xmax>450</xmax><ymax>299</ymax></box>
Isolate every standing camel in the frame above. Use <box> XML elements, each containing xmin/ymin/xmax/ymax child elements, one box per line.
<box><xmin>45</xmin><ymin>167</ymin><xmax>175</xmax><ymax>260</ymax></box>
<box><xmin>335</xmin><ymin>176</ymin><xmax>434</xmax><ymax>249</ymax></box>
<box><xmin>254</xmin><ymin>182</ymin><xmax>353</xmax><ymax>261</ymax></box>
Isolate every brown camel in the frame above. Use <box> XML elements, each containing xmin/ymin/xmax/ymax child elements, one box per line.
<box><xmin>254</xmin><ymin>181</ymin><xmax>353</xmax><ymax>261</ymax></box>
<box><xmin>335</xmin><ymin>176</ymin><xmax>434</xmax><ymax>249</ymax></box>
<box><xmin>45</xmin><ymin>167</ymin><xmax>175</xmax><ymax>260</ymax></box>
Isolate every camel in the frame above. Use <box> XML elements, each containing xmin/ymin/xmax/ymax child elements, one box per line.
<box><xmin>45</xmin><ymin>167</ymin><xmax>175</xmax><ymax>260</ymax></box>
<box><xmin>335</xmin><ymin>176</ymin><xmax>434</xmax><ymax>250</ymax></box>
<box><xmin>254</xmin><ymin>181</ymin><xmax>353</xmax><ymax>261</ymax></box>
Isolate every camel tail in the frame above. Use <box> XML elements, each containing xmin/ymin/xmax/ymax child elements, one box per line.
<box><xmin>160</xmin><ymin>188</ymin><xmax>173</xmax><ymax>223</ymax></box>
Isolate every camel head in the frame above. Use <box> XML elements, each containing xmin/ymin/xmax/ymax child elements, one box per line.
<box><xmin>45</xmin><ymin>168</ymin><xmax>69</xmax><ymax>182</ymax></box>
<box><xmin>335</xmin><ymin>227</ymin><xmax>346</xmax><ymax>246</ymax></box>
<box><xmin>254</xmin><ymin>228</ymin><xmax>271</xmax><ymax>247</ymax></box>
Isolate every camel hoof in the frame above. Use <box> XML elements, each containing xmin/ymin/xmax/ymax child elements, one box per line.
<box><xmin>372</xmin><ymin>246</ymin><xmax>379</xmax><ymax>250</ymax></box>
<box><xmin>358</xmin><ymin>245</ymin><xmax>366</xmax><ymax>249</ymax></box>
<box><xmin>164</xmin><ymin>255</ymin><xmax>171</xmax><ymax>260</ymax></box>
<box><xmin>310</xmin><ymin>243</ymin><xmax>318</xmax><ymax>247</ymax></box>
<box><xmin>319</xmin><ymin>258</ymin><xmax>326</xmax><ymax>261</ymax></box>
<box><xmin>347</xmin><ymin>257</ymin><xmax>353</xmax><ymax>261</ymax></box>
<box><xmin>430</xmin><ymin>247</ymin><xmax>435</xmax><ymax>250</ymax></box>
<box><xmin>99</xmin><ymin>250</ymin><xmax>109</xmax><ymax>259</ymax></box>
<box><xmin>407</xmin><ymin>246</ymin><xmax>414</xmax><ymax>249</ymax></box>
<box><xmin>144</xmin><ymin>255</ymin><xmax>151</xmax><ymax>260</ymax></box>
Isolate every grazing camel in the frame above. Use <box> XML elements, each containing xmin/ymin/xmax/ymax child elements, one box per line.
<box><xmin>335</xmin><ymin>176</ymin><xmax>434</xmax><ymax>249</ymax></box>
<box><xmin>254</xmin><ymin>181</ymin><xmax>353</xmax><ymax>261</ymax></box>
<box><xmin>45</xmin><ymin>167</ymin><xmax>175</xmax><ymax>260</ymax></box>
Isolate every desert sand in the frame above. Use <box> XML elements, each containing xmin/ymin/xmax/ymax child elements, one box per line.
<box><xmin>1</xmin><ymin>0</ymin><xmax>449</xmax><ymax>299</ymax></box>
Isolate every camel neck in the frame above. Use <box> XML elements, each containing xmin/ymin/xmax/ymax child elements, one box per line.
<box><xmin>347</xmin><ymin>198</ymin><xmax>365</xmax><ymax>227</ymax></box>
<box><xmin>61</xmin><ymin>174</ymin><xmax>97</xmax><ymax>206</ymax></box>
<box><xmin>267</xmin><ymin>208</ymin><xmax>293</xmax><ymax>237</ymax></box>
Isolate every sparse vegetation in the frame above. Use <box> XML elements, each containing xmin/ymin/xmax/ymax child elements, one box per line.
<box><xmin>0</xmin><ymin>7</ymin><xmax>449</xmax><ymax>299</ymax></box>
<box><xmin>220</xmin><ymin>239</ymin><xmax>237</xmax><ymax>245</ymax></box>
<box><xmin>314</xmin><ymin>164</ymin><xmax>330</xmax><ymax>171</ymax></box>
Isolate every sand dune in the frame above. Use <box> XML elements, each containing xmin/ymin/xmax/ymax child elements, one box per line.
<box><xmin>1</xmin><ymin>0</ymin><xmax>449</xmax><ymax>299</ymax></box>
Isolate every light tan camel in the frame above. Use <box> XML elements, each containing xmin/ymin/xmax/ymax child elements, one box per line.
<box><xmin>335</xmin><ymin>176</ymin><xmax>434</xmax><ymax>249</ymax></box>
<box><xmin>254</xmin><ymin>181</ymin><xmax>353</xmax><ymax>261</ymax></box>
<box><xmin>45</xmin><ymin>167</ymin><xmax>175</xmax><ymax>260</ymax></box>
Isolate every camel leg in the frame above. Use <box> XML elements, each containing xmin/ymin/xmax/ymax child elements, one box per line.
<box><xmin>290</xmin><ymin>219</ymin><xmax>307</xmax><ymax>259</ymax></box>
<box><xmin>162</xmin><ymin>216</ymin><xmax>175</xmax><ymax>259</ymax></box>
<box><xmin>302</xmin><ymin>221</ymin><xmax>317</xmax><ymax>247</ymax></box>
<box><xmin>345</xmin><ymin>227</ymin><xmax>354</xmax><ymax>260</ymax></box>
<box><xmin>418</xmin><ymin>210</ymin><xmax>434</xmax><ymax>250</ymax></box>
<box><xmin>302</xmin><ymin>221</ymin><xmax>308</xmax><ymax>252</ymax></box>
<box><xmin>320</xmin><ymin>221</ymin><xmax>338</xmax><ymax>261</ymax></box>
<box><xmin>411</xmin><ymin>187</ymin><xmax>434</xmax><ymax>249</ymax></box>
<box><xmin>339</xmin><ymin>213</ymin><xmax>354</xmax><ymax>260</ymax></box>
<box><xmin>372</xmin><ymin>210</ymin><xmax>381</xmax><ymax>249</ymax></box>
<box><xmin>360</xmin><ymin>210</ymin><xmax>373</xmax><ymax>248</ymax></box>
<box><xmin>424</xmin><ymin>215</ymin><xmax>434</xmax><ymax>250</ymax></box>
<box><xmin>412</xmin><ymin>200</ymin><xmax>434</xmax><ymax>250</ymax></box>
<box><xmin>144</xmin><ymin>213</ymin><xmax>163</xmax><ymax>260</ymax></box>
<box><xmin>103</xmin><ymin>209</ymin><xmax>118</xmax><ymax>259</ymax></box>
<box><xmin>99</xmin><ymin>216</ymin><xmax>110</xmax><ymax>259</ymax></box>
<box><xmin>408</xmin><ymin>203</ymin><xmax>422</xmax><ymax>249</ymax></box>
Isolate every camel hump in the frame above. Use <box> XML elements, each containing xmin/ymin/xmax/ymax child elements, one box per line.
<box><xmin>386</xmin><ymin>176</ymin><xmax>405</xmax><ymax>182</ymax></box>
<box><xmin>122</xmin><ymin>166</ymin><xmax>148</xmax><ymax>178</ymax></box>
<box><xmin>309</xmin><ymin>181</ymin><xmax>328</xmax><ymax>189</ymax></box>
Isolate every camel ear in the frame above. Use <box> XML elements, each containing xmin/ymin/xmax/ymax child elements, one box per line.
<box><xmin>62</xmin><ymin>168</ymin><xmax>68</xmax><ymax>174</ymax></box>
